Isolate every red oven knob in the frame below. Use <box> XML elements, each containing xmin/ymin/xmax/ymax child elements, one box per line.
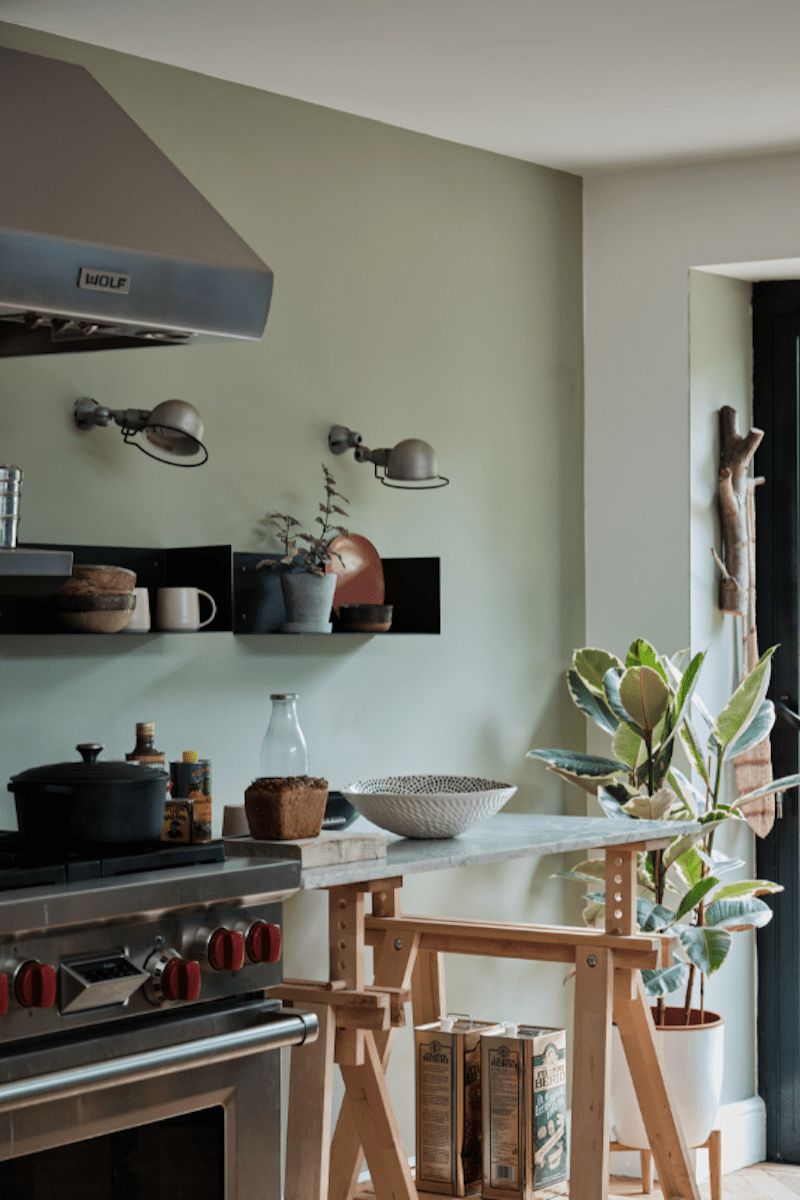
<box><xmin>15</xmin><ymin>961</ymin><xmax>57</xmax><ymax>1009</ymax></box>
<box><xmin>160</xmin><ymin>957</ymin><xmax>201</xmax><ymax>1003</ymax></box>
<box><xmin>208</xmin><ymin>928</ymin><xmax>246</xmax><ymax>972</ymax></box>
<box><xmin>0</xmin><ymin>973</ymin><xmax>8</xmax><ymax>1017</ymax></box>
<box><xmin>246</xmin><ymin>921</ymin><xmax>282</xmax><ymax>964</ymax></box>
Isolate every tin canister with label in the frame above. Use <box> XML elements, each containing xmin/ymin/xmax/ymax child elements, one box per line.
<box><xmin>166</xmin><ymin>751</ymin><xmax>212</xmax><ymax>842</ymax></box>
<box><xmin>415</xmin><ymin>1015</ymin><xmax>504</xmax><ymax>1196</ymax></box>
<box><xmin>481</xmin><ymin>1024</ymin><xmax>568</xmax><ymax>1199</ymax></box>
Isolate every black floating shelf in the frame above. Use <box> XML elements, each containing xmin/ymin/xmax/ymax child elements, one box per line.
<box><xmin>233</xmin><ymin>554</ymin><xmax>440</xmax><ymax>634</ymax></box>
<box><xmin>1</xmin><ymin>545</ymin><xmax>439</xmax><ymax>636</ymax></box>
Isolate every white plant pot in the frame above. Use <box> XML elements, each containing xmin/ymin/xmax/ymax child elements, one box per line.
<box><xmin>610</xmin><ymin>1008</ymin><xmax>724</xmax><ymax>1149</ymax></box>
<box><xmin>279</xmin><ymin>572</ymin><xmax>337</xmax><ymax>633</ymax></box>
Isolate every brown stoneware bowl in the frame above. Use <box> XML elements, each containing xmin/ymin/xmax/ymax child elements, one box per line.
<box><xmin>54</xmin><ymin>593</ymin><xmax>136</xmax><ymax>632</ymax></box>
<box><xmin>338</xmin><ymin>603</ymin><xmax>393</xmax><ymax>632</ymax></box>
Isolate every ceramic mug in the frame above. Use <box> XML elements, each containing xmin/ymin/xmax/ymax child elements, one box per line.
<box><xmin>127</xmin><ymin>587</ymin><xmax>152</xmax><ymax>632</ymax></box>
<box><xmin>156</xmin><ymin>586</ymin><xmax>217</xmax><ymax>631</ymax></box>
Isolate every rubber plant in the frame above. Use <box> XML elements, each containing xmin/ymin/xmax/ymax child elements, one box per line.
<box><xmin>527</xmin><ymin>638</ymin><xmax>800</xmax><ymax>1026</ymax></box>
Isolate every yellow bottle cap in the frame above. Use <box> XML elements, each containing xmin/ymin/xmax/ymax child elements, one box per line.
<box><xmin>182</xmin><ymin>750</ymin><xmax>199</xmax><ymax>762</ymax></box>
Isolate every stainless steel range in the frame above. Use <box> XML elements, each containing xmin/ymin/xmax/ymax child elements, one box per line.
<box><xmin>0</xmin><ymin>839</ymin><xmax>317</xmax><ymax>1198</ymax></box>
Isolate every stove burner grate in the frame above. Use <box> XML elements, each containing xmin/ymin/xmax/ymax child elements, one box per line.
<box><xmin>0</xmin><ymin>834</ymin><xmax>225</xmax><ymax>891</ymax></box>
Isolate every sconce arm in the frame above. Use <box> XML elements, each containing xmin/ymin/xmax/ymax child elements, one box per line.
<box><xmin>73</xmin><ymin>397</ymin><xmax>150</xmax><ymax>433</ymax></box>
<box><xmin>354</xmin><ymin>445</ymin><xmax>390</xmax><ymax>468</ymax></box>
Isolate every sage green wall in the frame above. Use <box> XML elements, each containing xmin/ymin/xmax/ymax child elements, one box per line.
<box><xmin>0</xmin><ymin>22</ymin><xmax>584</xmax><ymax>1144</ymax></box>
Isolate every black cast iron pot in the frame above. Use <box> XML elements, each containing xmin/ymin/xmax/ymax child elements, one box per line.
<box><xmin>8</xmin><ymin>743</ymin><xmax>169</xmax><ymax>853</ymax></box>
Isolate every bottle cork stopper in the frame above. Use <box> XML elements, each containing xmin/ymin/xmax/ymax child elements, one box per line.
<box><xmin>136</xmin><ymin>722</ymin><xmax>155</xmax><ymax>736</ymax></box>
<box><xmin>182</xmin><ymin>750</ymin><xmax>199</xmax><ymax>762</ymax></box>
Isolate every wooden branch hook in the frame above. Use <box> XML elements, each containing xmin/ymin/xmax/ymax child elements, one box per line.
<box><xmin>714</xmin><ymin>405</ymin><xmax>764</xmax><ymax>615</ymax></box>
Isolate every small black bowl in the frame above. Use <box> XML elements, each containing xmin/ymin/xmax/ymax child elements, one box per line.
<box><xmin>322</xmin><ymin>790</ymin><xmax>359</xmax><ymax>830</ymax></box>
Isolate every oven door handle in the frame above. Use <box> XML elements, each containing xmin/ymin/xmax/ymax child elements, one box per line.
<box><xmin>0</xmin><ymin>1006</ymin><xmax>318</xmax><ymax>1112</ymax></box>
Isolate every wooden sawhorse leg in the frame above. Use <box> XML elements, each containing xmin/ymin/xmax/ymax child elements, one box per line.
<box><xmin>330</xmin><ymin>886</ymin><xmax>446</xmax><ymax>1200</ymax></box>
<box><xmin>328</xmin><ymin>881</ymin><xmax>419</xmax><ymax>1200</ymax></box>
<box><xmin>606</xmin><ymin>845</ymin><xmax>700</xmax><ymax>1200</ymax></box>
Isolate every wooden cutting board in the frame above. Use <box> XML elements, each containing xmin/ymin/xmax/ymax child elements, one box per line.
<box><xmin>223</xmin><ymin>829</ymin><xmax>386</xmax><ymax>868</ymax></box>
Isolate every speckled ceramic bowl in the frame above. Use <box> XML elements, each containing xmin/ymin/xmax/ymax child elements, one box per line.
<box><xmin>340</xmin><ymin>775</ymin><xmax>516</xmax><ymax>839</ymax></box>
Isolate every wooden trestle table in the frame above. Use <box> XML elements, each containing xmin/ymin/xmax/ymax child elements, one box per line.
<box><xmin>269</xmin><ymin>813</ymin><xmax>703</xmax><ymax>1200</ymax></box>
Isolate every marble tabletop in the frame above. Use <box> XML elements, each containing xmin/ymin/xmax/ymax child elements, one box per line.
<box><xmin>298</xmin><ymin>812</ymin><xmax>700</xmax><ymax>890</ymax></box>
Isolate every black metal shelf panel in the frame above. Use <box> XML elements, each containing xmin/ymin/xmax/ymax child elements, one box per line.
<box><xmin>0</xmin><ymin>544</ymin><xmax>439</xmax><ymax>636</ymax></box>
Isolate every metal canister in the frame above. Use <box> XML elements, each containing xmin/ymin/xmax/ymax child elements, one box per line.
<box><xmin>0</xmin><ymin>465</ymin><xmax>22</xmax><ymax>549</ymax></box>
<box><xmin>415</xmin><ymin>1015</ymin><xmax>504</xmax><ymax>1196</ymax></box>
<box><xmin>481</xmin><ymin>1024</ymin><xmax>568</xmax><ymax>1199</ymax></box>
<box><xmin>166</xmin><ymin>752</ymin><xmax>212</xmax><ymax>842</ymax></box>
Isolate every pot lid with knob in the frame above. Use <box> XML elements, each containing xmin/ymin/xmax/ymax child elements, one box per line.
<box><xmin>8</xmin><ymin>744</ymin><xmax>169</xmax><ymax>791</ymax></box>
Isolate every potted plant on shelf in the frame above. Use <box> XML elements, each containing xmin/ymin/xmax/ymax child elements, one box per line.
<box><xmin>527</xmin><ymin>637</ymin><xmax>800</xmax><ymax>1149</ymax></box>
<box><xmin>257</xmin><ymin>464</ymin><xmax>349</xmax><ymax>633</ymax></box>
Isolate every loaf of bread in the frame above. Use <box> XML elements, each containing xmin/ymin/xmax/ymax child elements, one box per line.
<box><xmin>244</xmin><ymin>775</ymin><xmax>328</xmax><ymax>841</ymax></box>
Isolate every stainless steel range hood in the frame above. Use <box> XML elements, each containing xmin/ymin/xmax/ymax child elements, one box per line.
<box><xmin>0</xmin><ymin>46</ymin><xmax>274</xmax><ymax>357</ymax></box>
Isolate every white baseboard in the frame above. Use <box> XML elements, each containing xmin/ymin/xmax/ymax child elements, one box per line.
<box><xmin>606</xmin><ymin>1094</ymin><xmax>766</xmax><ymax>1182</ymax></box>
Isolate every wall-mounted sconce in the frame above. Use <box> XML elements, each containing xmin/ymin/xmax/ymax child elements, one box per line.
<box><xmin>73</xmin><ymin>398</ymin><xmax>208</xmax><ymax>466</ymax></box>
<box><xmin>328</xmin><ymin>425</ymin><xmax>448</xmax><ymax>489</ymax></box>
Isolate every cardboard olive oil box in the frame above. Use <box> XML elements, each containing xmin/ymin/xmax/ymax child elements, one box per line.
<box><xmin>415</xmin><ymin>1016</ymin><xmax>504</xmax><ymax>1196</ymax></box>
<box><xmin>481</xmin><ymin>1025</ymin><xmax>567</xmax><ymax>1199</ymax></box>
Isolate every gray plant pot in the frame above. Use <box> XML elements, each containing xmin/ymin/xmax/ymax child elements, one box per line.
<box><xmin>279</xmin><ymin>572</ymin><xmax>337</xmax><ymax>633</ymax></box>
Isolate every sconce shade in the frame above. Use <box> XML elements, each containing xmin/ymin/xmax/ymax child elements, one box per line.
<box><xmin>386</xmin><ymin>438</ymin><xmax>439</xmax><ymax>482</ymax></box>
<box><xmin>143</xmin><ymin>399</ymin><xmax>205</xmax><ymax>457</ymax></box>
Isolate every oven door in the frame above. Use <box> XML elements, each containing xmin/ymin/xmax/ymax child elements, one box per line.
<box><xmin>0</xmin><ymin>997</ymin><xmax>317</xmax><ymax>1200</ymax></box>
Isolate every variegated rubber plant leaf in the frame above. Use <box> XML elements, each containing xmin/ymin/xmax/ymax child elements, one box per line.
<box><xmin>724</xmin><ymin>699</ymin><xmax>775</xmax><ymax>763</ymax></box>
<box><xmin>677</xmin><ymin>925</ymin><xmax>732</xmax><ymax>975</ymax></box>
<box><xmin>670</xmin><ymin>843</ymin><xmax>704</xmax><ymax>890</ymax></box>
<box><xmin>731</xmin><ymin>772</ymin><xmax>800</xmax><ymax>809</ymax></box>
<box><xmin>706</xmin><ymin>878</ymin><xmax>783</xmax><ymax>904</ymax></box>
<box><xmin>525</xmin><ymin>749</ymin><xmax>628</xmax><ymax>794</ymax></box>
<box><xmin>679</xmin><ymin>720</ymin><xmax>711</xmax><ymax>787</ymax></box>
<box><xmin>566</xmin><ymin>669</ymin><xmax>619</xmax><ymax>737</ymax></box>
<box><xmin>704</xmin><ymin>896</ymin><xmax>775</xmax><ymax>931</ymax></box>
<box><xmin>612</xmin><ymin>722</ymin><xmax>646</xmax><ymax>772</ymax></box>
<box><xmin>602</xmin><ymin>667</ymin><xmax>642</xmax><ymax>736</ymax></box>
<box><xmin>641</xmin><ymin>962</ymin><xmax>690</xmax><ymax>998</ymax></box>
<box><xmin>695</xmin><ymin>846</ymin><xmax>745</xmax><ymax>877</ymax></box>
<box><xmin>662</xmin><ymin>819</ymin><xmax>728</xmax><ymax>873</ymax></box>
<box><xmin>672</xmin><ymin>876</ymin><xmax>719</xmax><ymax>922</ymax></box>
<box><xmin>596</xmin><ymin>782</ymin><xmax>640</xmax><ymax>819</ymax></box>
<box><xmin>622</xmin><ymin>787</ymin><xmax>677</xmax><ymax>821</ymax></box>
<box><xmin>625</xmin><ymin>638</ymin><xmax>670</xmax><ymax>686</ymax></box>
<box><xmin>572</xmin><ymin>648</ymin><xmax>625</xmax><ymax>697</ymax></box>
<box><xmin>617</xmin><ymin>666</ymin><xmax>671</xmax><ymax>740</ymax></box>
<box><xmin>666</xmin><ymin>767</ymin><xmax>704</xmax><ymax>818</ymax></box>
<box><xmin>712</xmin><ymin>646</ymin><xmax>775</xmax><ymax>755</ymax></box>
<box><xmin>637</xmin><ymin>897</ymin><xmax>677</xmax><ymax>932</ymax></box>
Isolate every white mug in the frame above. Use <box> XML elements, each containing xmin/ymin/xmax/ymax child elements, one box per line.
<box><xmin>156</xmin><ymin>586</ymin><xmax>217</xmax><ymax>631</ymax></box>
<box><xmin>127</xmin><ymin>587</ymin><xmax>151</xmax><ymax>632</ymax></box>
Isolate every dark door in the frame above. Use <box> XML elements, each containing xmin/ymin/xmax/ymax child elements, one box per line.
<box><xmin>753</xmin><ymin>280</ymin><xmax>800</xmax><ymax>1161</ymax></box>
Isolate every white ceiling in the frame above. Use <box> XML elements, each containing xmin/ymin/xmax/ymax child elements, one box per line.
<box><xmin>4</xmin><ymin>0</ymin><xmax>800</xmax><ymax>175</ymax></box>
